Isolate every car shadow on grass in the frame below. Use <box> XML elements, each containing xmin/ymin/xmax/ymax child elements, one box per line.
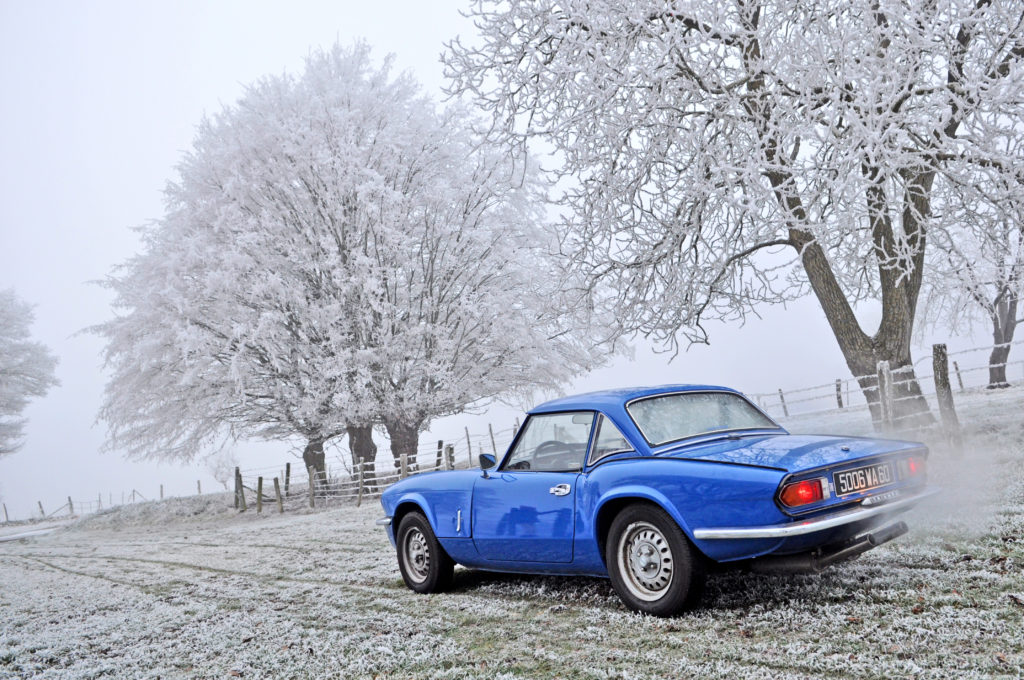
<box><xmin>445</xmin><ymin>564</ymin><xmax>847</xmax><ymax>613</ymax></box>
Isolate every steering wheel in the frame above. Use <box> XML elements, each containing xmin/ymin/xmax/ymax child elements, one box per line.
<box><xmin>533</xmin><ymin>439</ymin><xmax>572</xmax><ymax>464</ymax></box>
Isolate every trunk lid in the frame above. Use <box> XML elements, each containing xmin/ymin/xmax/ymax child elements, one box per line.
<box><xmin>655</xmin><ymin>433</ymin><xmax>925</xmax><ymax>473</ymax></box>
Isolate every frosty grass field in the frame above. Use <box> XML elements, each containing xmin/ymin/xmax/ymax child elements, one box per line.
<box><xmin>2</xmin><ymin>389</ymin><xmax>1023</xmax><ymax>679</ymax></box>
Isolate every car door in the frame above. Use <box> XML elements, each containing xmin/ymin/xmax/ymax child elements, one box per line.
<box><xmin>472</xmin><ymin>411</ymin><xmax>595</xmax><ymax>563</ymax></box>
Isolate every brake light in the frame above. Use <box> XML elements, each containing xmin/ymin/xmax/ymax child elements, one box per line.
<box><xmin>898</xmin><ymin>455</ymin><xmax>926</xmax><ymax>480</ymax></box>
<box><xmin>780</xmin><ymin>479</ymin><xmax>824</xmax><ymax>507</ymax></box>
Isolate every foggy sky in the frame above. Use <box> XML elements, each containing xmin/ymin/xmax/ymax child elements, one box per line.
<box><xmin>0</xmin><ymin>0</ymin><xmax>991</xmax><ymax>520</ymax></box>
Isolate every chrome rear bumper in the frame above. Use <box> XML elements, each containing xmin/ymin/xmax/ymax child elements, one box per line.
<box><xmin>375</xmin><ymin>517</ymin><xmax>392</xmax><ymax>526</ymax></box>
<box><xmin>692</xmin><ymin>487</ymin><xmax>939</xmax><ymax>540</ymax></box>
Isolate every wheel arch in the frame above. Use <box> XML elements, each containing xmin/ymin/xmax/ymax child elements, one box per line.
<box><xmin>392</xmin><ymin>494</ymin><xmax>436</xmax><ymax>534</ymax></box>
<box><xmin>593</xmin><ymin>488</ymin><xmax>702</xmax><ymax>566</ymax></box>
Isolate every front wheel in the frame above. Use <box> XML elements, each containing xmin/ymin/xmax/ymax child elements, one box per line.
<box><xmin>396</xmin><ymin>511</ymin><xmax>454</xmax><ymax>593</ymax></box>
<box><xmin>606</xmin><ymin>504</ymin><xmax>705</xmax><ymax>616</ymax></box>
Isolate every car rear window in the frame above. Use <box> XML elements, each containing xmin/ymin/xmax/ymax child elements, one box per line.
<box><xmin>626</xmin><ymin>391</ymin><xmax>779</xmax><ymax>446</ymax></box>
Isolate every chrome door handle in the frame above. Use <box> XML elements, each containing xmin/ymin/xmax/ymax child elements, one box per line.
<box><xmin>549</xmin><ymin>483</ymin><xmax>571</xmax><ymax>496</ymax></box>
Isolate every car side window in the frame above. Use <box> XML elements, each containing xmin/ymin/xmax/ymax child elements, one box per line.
<box><xmin>503</xmin><ymin>412</ymin><xmax>595</xmax><ymax>472</ymax></box>
<box><xmin>589</xmin><ymin>415</ymin><xmax>634</xmax><ymax>465</ymax></box>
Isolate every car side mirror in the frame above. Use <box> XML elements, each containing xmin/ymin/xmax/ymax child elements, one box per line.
<box><xmin>479</xmin><ymin>453</ymin><xmax>496</xmax><ymax>470</ymax></box>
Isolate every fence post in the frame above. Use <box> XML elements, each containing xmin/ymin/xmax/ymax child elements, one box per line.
<box><xmin>2</xmin><ymin>503</ymin><xmax>7</xmax><ymax>523</ymax></box>
<box><xmin>38</xmin><ymin>501</ymin><xmax>44</xmax><ymax>517</ymax></box>
<box><xmin>236</xmin><ymin>469</ymin><xmax>247</xmax><ymax>511</ymax></box>
<box><xmin>777</xmin><ymin>389</ymin><xmax>789</xmax><ymax>417</ymax></box>
<box><xmin>234</xmin><ymin>466</ymin><xmax>241</xmax><ymax>509</ymax></box>
<box><xmin>952</xmin><ymin>360</ymin><xmax>965</xmax><ymax>392</ymax></box>
<box><xmin>256</xmin><ymin>477</ymin><xmax>263</xmax><ymax>514</ymax></box>
<box><xmin>444</xmin><ymin>444</ymin><xmax>455</xmax><ymax>470</ymax></box>
<box><xmin>514</xmin><ymin>417</ymin><xmax>520</xmax><ymax>435</ymax></box>
<box><xmin>285</xmin><ymin>462</ymin><xmax>291</xmax><ymax>497</ymax></box>
<box><xmin>876</xmin><ymin>361</ymin><xmax>894</xmax><ymax>431</ymax></box>
<box><xmin>835</xmin><ymin>379</ymin><xmax>844</xmax><ymax>409</ymax></box>
<box><xmin>273</xmin><ymin>477</ymin><xmax>284</xmax><ymax>513</ymax></box>
<box><xmin>488</xmin><ymin>423</ymin><xmax>498</xmax><ymax>455</ymax></box>
<box><xmin>67</xmin><ymin>496</ymin><xmax>74</xmax><ymax>516</ymax></box>
<box><xmin>197</xmin><ymin>480</ymin><xmax>202</xmax><ymax>495</ymax></box>
<box><xmin>464</xmin><ymin>427</ymin><xmax>472</xmax><ymax>465</ymax></box>
<box><xmin>307</xmin><ymin>466</ymin><xmax>316</xmax><ymax>509</ymax></box>
<box><xmin>356</xmin><ymin>465</ymin><xmax>365</xmax><ymax>508</ymax></box>
<box><xmin>98</xmin><ymin>493</ymin><xmax>102</xmax><ymax>510</ymax></box>
<box><xmin>435</xmin><ymin>440</ymin><xmax>444</xmax><ymax>469</ymax></box>
<box><xmin>932</xmin><ymin>344</ymin><xmax>963</xmax><ymax>452</ymax></box>
<box><xmin>160</xmin><ymin>484</ymin><xmax>164</xmax><ymax>501</ymax></box>
<box><xmin>400</xmin><ymin>454</ymin><xmax>409</xmax><ymax>479</ymax></box>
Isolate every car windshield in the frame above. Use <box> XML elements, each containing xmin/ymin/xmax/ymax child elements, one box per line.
<box><xmin>626</xmin><ymin>391</ymin><xmax>779</xmax><ymax>446</ymax></box>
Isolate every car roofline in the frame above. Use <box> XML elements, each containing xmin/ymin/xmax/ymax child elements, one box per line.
<box><xmin>528</xmin><ymin>384</ymin><xmax>743</xmax><ymax>414</ymax></box>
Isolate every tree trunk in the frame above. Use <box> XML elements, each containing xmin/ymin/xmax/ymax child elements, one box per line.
<box><xmin>783</xmin><ymin>233</ymin><xmax>934</xmax><ymax>430</ymax></box>
<box><xmin>302</xmin><ymin>438</ymin><xmax>326</xmax><ymax>489</ymax></box>
<box><xmin>988</xmin><ymin>342</ymin><xmax>1011</xmax><ymax>388</ymax></box>
<box><xmin>753</xmin><ymin>127</ymin><xmax>935</xmax><ymax>428</ymax></box>
<box><xmin>741</xmin><ymin>20</ymin><xmax>935</xmax><ymax>431</ymax></box>
<box><xmin>987</xmin><ymin>294</ymin><xmax>1018</xmax><ymax>389</ymax></box>
<box><xmin>346</xmin><ymin>425</ymin><xmax>377</xmax><ymax>489</ymax></box>
<box><xmin>384</xmin><ymin>418</ymin><xmax>421</xmax><ymax>471</ymax></box>
<box><xmin>847</xmin><ymin>353</ymin><xmax>933</xmax><ymax>430</ymax></box>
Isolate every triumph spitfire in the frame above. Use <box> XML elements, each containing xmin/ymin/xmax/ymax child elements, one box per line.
<box><xmin>378</xmin><ymin>385</ymin><xmax>936</xmax><ymax>616</ymax></box>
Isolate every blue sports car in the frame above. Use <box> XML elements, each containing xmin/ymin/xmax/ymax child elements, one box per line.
<box><xmin>378</xmin><ymin>385</ymin><xmax>936</xmax><ymax>616</ymax></box>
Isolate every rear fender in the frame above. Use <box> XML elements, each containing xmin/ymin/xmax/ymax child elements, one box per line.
<box><xmin>586</xmin><ymin>458</ymin><xmax>789</xmax><ymax>563</ymax></box>
<box><xmin>593</xmin><ymin>486</ymin><xmax>697</xmax><ymax>548</ymax></box>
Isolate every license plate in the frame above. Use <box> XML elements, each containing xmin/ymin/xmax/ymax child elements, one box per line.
<box><xmin>833</xmin><ymin>462</ymin><xmax>895</xmax><ymax>495</ymax></box>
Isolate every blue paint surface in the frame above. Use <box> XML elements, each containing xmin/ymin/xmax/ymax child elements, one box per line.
<box><xmin>379</xmin><ymin>385</ymin><xmax>930</xmax><ymax>575</ymax></box>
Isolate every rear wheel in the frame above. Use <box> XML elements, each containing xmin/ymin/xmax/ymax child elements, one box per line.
<box><xmin>606</xmin><ymin>504</ymin><xmax>705</xmax><ymax>616</ymax></box>
<box><xmin>396</xmin><ymin>511</ymin><xmax>454</xmax><ymax>593</ymax></box>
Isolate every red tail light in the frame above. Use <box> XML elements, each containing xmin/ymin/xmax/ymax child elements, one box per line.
<box><xmin>780</xmin><ymin>479</ymin><xmax>824</xmax><ymax>507</ymax></box>
<box><xmin>899</xmin><ymin>455</ymin><xmax>926</xmax><ymax>480</ymax></box>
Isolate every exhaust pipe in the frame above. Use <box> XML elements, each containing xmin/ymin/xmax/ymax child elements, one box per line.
<box><xmin>868</xmin><ymin>521</ymin><xmax>908</xmax><ymax>547</ymax></box>
<box><xmin>751</xmin><ymin>521</ymin><xmax>910</xmax><ymax>574</ymax></box>
<box><xmin>749</xmin><ymin>553</ymin><xmax>817</xmax><ymax>573</ymax></box>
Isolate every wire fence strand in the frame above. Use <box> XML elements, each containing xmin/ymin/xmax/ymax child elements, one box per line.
<box><xmin>6</xmin><ymin>340</ymin><xmax>1021</xmax><ymax>523</ymax></box>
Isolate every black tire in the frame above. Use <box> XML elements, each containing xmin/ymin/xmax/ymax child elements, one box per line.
<box><xmin>605</xmin><ymin>504</ymin><xmax>706</xmax><ymax>616</ymax></box>
<box><xmin>396</xmin><ymin>511</ymin><xmax>454</xmax><ymax>594</ymax></box>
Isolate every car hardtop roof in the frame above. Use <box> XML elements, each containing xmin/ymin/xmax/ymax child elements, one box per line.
<box><xmin>528</xmin><ymin>384</ymin><xmax>742</xmax><ymax>414</ymax></box>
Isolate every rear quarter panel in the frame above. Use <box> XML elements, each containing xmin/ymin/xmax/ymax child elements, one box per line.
<box><xmin>580</xmin><ymin>458</ymin><xmax>790</xmax><ymax>565</ymax></box>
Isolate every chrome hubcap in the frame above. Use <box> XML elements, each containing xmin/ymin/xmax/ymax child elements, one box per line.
<box><xmin>617</xmin><ymin>521</ymin><xmax>673</xmax><ymax>602</ymax></box>
<box><xmin>404</xmin><ymin>527</ymin><xmax>430</xmax><ymax>583</ymax></box>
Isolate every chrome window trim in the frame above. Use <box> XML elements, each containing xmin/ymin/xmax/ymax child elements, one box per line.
<box><xmin>625</xmin><ymin>390</ymin><xmax>784</xmax><ymax>448</ymax></box>
<box><xmin>586</xmin><ymin>414</ymin><xmax>634</xmax><ymax>467</ymax></box>
<box><xmin>499</xmin><ymin>410</ymin><xmax>597</xmax><ymax>473</ymax></box>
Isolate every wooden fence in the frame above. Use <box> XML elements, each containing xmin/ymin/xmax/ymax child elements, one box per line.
<box><xmin>232</xmin><ymin>424</ymin><xmax>520</xmax><ymax>514</ymax></box>
<box><xmin>750</xmin><ymin>340</ymin><xmax>1024</xmax><ymax>436</ymax></box>
<box><xmin>5</xmin><ymin>340</ymin><xmax>1019</xmax><ymax>523</ymax></box>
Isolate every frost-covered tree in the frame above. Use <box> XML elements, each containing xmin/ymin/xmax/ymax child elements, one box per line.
<box><xmin>98</xmin><ymin>43</ymin><xmax>600</xmax><ymax>476</ymax></box>
<box><xmin>0</xmin><ymin>289</ymin><xmax>59</xmax><ymax>456</ymax></box>
<box><xmin>363</xmin><ymin>136</ymin><xmax>601</xmax><ymax>468</ymax></box>
<box><xmin>919</xmin><ymin>177</ymin><xmax>1023</xmax><ymax>388</ymax></box>
<box><xmin>446</xmin><ymin>0</ymin><xmax>1024</xmax><ymax>425</ymax></box>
